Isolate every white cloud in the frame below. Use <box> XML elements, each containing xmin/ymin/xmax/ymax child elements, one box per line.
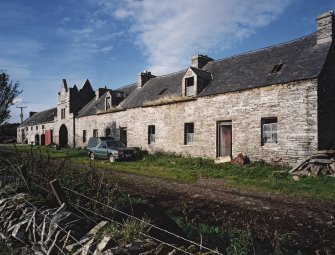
<box><xmin>97</xmin><ymin>0</ymin><xmax>293</xmax><ymax>74</ymax></box>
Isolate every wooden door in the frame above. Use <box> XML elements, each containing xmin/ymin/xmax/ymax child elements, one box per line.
<box><xmin>217</xmin><ymin>121</ymin><xmax>232</xmax><ymax>157</ymax></box>
<box><xmin>120</xmin><ymin>127</ymin><xmax>127</xmax><ymax>147</ymax></box>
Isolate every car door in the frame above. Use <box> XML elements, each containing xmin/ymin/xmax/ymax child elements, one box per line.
<box><xmin>95</xmin><ymin>141</ymin><xmax>108</xmax><ymax>159</ymax></box>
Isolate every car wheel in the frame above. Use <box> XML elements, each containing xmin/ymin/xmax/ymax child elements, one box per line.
<box><xmin>90</xmin><ymin>152</ymin><xmax>95</xmax><ymax>161</ymax></box>
<box><xmin>109</xmin><ymin>155</ymin><xmax>115</xmax><ymax>163</ymax></box>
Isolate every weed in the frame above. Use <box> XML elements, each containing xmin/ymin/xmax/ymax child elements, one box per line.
<box><xmin>226</xmin><ymin>228</ymin><xmax>254</xmax><ymax>255</ymax></box>
<box><xmin>102</xmin><ymin>217</ymin><xmax>151</xmax><ymax>245</ymax></box>
<box><xmin>5</xmin><ymin>145</ymin><xmax>335</xmax><ymax>202</ymax></box>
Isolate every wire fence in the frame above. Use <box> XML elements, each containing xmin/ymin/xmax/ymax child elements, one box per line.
<box><xmin>0</xmin><ymin>162</ymin><xmax>223</xmax><ymax>255</ymax></box>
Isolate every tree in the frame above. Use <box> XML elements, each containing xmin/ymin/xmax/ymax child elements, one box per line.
<box><xmin>0</xmin><ymin>70</ymin><xmax>22</xmax><ymax>124</ymax></box>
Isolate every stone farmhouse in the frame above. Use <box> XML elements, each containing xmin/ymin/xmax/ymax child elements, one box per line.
<box><xmin>17</xmin><ymin>11</ymin><xmax>335</xmax><ymax>165</ymax></box>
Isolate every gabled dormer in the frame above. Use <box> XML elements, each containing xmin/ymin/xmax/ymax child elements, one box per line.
<box><xmin>105</xmin><ymin>91</ymin><xmax>112</xmax><ymax>111</ymax></box>
<box><xmin>182</xmin><ymin>66</ymin><xmax>212</xmax><ymax>97</ymax></box>
<box><xmin>103</xmin><ymin>90</ymin><xmax>126</xmax><ymax>110</ymax></box>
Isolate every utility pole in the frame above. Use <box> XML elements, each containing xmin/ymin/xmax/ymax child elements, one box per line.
<box><xmin>16</xmin><ymin>106</ymin><xmax>27</xmax><ymax>123</ymax></box>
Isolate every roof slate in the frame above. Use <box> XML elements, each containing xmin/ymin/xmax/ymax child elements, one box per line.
<box><xmin>22</xmin><ymin>32</ymin><xmax>333</xmax><ymax>123</ymax></box>
<box><xmin>200</xmin><ymin>33</ymin><xmax>330</xmax><ymax>96</ymax></box>
<box><xmin>119</xmin><ymin>70</ymin><xmax>186</xmax><ymax>109</ymax></box>
<box><xmin>77</xmin><ymin>94</ymin><xmax>107</xmax><ymax>117</ymax></box>
<box><xmin>118</xmin><ymin>33</ymin><xmax>331</xmax><ymax>108</ymax></box>
<box><xmin>19</xmin><ymin>108</ymin><xmax>57</xmax><ymax>127</ymax></box>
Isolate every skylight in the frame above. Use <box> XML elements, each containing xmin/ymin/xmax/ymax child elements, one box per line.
<box><xmin>271</xmin><ymin>63</ymin><xmax>284</xmax><ymax>73</ymax></box>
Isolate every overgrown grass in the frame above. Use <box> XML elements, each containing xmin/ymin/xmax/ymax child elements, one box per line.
<box><xmin>101</xmin><ymin>217</ymin><xmax>151</xmax><ymax>245</ymax></box>
<box><xmin>7</xmin><ymin>145</ymin><xmax>335</xmax><ymax>202</ymax></box>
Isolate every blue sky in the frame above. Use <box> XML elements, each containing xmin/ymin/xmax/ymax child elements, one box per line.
<box><xmin>2</xmin><ymin>0</ymin><xmax>335</xmax><ymax>123</ymax></box>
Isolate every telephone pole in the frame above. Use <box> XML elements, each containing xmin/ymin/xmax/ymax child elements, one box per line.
<box><xmin>16</xmin><ymin>106</ymin><xmax>27</xmax><ymax>123</ymax></box>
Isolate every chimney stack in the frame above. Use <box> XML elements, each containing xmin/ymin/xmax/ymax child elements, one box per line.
<box><xmin>137</xmin><ymin>71</ymin><xmax>155</xmax><ymax>88</ymax></box>
<box><xmin>316</xmin><ymin>11</ymin><xmax>334</xmax><ymax>44</ymax></box>
<box><xmin>191</xmin><ymin>55</ymin><xmax>213</xmax><ymax>69</ymax></box>
<box><xmin>96</xmin><ymin>87</ymin><xmax>108</xmax><ymax>100</ymax></box>
<box><xmin>29</xmin><ymin>112</ymin><xmax>37</xmax><ymax>118</ymax></box>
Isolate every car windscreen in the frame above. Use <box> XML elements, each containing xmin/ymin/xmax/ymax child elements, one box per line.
<box><xmin>106</xmin><ymin>141</ymin><xmax>126</xmax><ymax>148</ymax></box>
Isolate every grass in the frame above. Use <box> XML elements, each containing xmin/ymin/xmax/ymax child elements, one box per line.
<box><xmin>101</xmin><ymin>217</ymin><xmax>151</xmax><ymax>245</ymax></box>
<box><xmin>7</xmin><ymin>144</ymin><xmax>335</xmax><ymax>202</ymax></box>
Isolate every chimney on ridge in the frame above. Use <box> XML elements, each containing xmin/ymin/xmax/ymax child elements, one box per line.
<box><xmin>316</xmin><ymin>11</ymin><xmax>334</xmax><ymax>44</ymax></box>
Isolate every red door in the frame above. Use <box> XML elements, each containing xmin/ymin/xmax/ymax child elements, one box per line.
<box><xmin>217</xmin><ymin>121</ymin><xmax>232</xmax><ymax>157</ymax></box>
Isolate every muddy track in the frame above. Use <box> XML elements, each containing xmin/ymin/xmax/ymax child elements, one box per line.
<box><xmin>110</xmin><ymin>171</ymin><xmax>335</xmax><ymax>252</ymax></box>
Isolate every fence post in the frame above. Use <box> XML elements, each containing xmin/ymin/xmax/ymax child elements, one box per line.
<box><xmin>49</xmin><ymin>179</ymin><xmax>68</xmax><ymax>207</ymax></box>
<box><xmin>19</xmin><ymin>165</ymin><xmax>31</xmax><ymax>192</ymax></box>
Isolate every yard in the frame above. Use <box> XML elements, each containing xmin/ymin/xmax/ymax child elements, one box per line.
<box><xmin>2</xmin><ymin>144</ymin><xmax>335</xmax><ymax>253</ymax></box>
<box><xmin>9</xmin><ymin>144</ymin><xmax>335</xmax><ymax>202</ymax></box>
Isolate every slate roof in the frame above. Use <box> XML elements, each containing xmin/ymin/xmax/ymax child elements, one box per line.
<box><xmin>117</xmin><ymin>33</ymin><xmax>331</xmax><ymax>109</ymax></box>
<box><xmin>19</xmin><ymin>108</ymin><xmax>57</xmax><ymax>127</ymax></box>
<box><xmin>200</xmin><ymin>33</ymin><xmax>331</xmax><ymax>97</ymax></box>
<box><xmin>119</xmin><ymin>70</ymin><xmax>187</xmax><ymax>109</ymax></box>
<box><xmin>22</xmin><ymin>32</ymin><xmax>333</xmax><ymax>122</ymax></box>
<box><xmin>77</xmin><ymin>93</ymin><xmax>108</xmax><ymax>117</ymax></box>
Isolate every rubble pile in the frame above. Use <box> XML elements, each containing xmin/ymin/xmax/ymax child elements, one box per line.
<box><xmin>290</xmin><ymin>150</ymin><xmax>335</xmax><ymax>178</ymax></box>
<box><xmin>0</xmin><ymin>191</ymin><xmax>215</xmax><ymax>255</ymax></box>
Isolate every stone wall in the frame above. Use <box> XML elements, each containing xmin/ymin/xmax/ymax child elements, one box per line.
<box><xmin>318</xmin><ymin>44</ymin><xmax>335</xmax><ymax>150</ymax></box>
<box><xmin>17</xmin><ymin>122</ymin><xmax>54</xmax><ymax>145</ymax></box>
<box><xmin>75</xmin><ymin>79</ymin><xmax>318</xmax><ymax>166</ymax></box>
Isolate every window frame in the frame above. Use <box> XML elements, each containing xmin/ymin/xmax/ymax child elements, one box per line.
<box><xmin>83</xmin><ymin>130</ymin><xmax>87</xmax><ymax>143</ymax></box>
<box><xmin>261</xmin><ymin>117</ymin><xmax>278</xmax><ymax>145</ymax></box>
<box><xmin>105</xmin><ymin>96</ymin><xmax>111</xmax><ymax>111</ymax></box>
<box><xmin>148</xmin><ymin>125</ymin><xmax>155</xmax><ymax>144</ymax></box>
<box><xmin>61</xmin><ymin>108</ymin><xmax>66</xmax><ymax>119</ymax></box>
<box><xmin>185</xmin><ymin>77</ymin><xmax>195</xmax><ymax>96</ymax></box>
<box><xmin>184</xmin><ymin>122</ymin><xmax>194</xmax><ymax>145</ymax></box>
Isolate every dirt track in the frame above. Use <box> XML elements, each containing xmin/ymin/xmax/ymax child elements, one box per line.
<box><xmin>1</xmin><ymin>146</ymin><xmax>334</xmax><ymax>252</ymax></box>
<box><xmin>111</xmin><ymin>171</ymin><xmax>335</xmax><ymax>252</ymax></box>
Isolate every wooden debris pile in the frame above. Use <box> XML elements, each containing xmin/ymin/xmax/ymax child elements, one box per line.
<box><xmin>290</xmin><ymin>150</ymin><xmax>335</xmax><ymax>178</ymax></box>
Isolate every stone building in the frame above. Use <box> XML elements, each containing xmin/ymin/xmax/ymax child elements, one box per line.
<box><xmin>17</xmin><ymin>11</ymin><xmax>335</xmax><ymax>165</ymax></box>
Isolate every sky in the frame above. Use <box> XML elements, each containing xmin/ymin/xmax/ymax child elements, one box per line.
<box><xmin>2</xmin><ymin>0</ymin><xmax>335</xmax><ymax>123</ymax></box>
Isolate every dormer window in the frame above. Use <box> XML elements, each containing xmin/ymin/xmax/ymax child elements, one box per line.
<box><xmin>185</xmin><ymin>77</ymin><xmax>195</xmax><ymax>96</ymax></box>
<box><xmin>105</xmin><ymin>96</ymin><xmax>111</xmax><ymax>111</ymax></box>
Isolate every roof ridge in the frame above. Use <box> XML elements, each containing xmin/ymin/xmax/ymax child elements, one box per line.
<box><xmin>208</xmin><ymin>32</ymin><xmax>317</xmax><ymax>65</ymax></box>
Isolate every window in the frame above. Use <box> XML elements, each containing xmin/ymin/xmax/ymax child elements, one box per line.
<box><xmin>106</xmin><ymin>97</ymin><xmax>111</xmax><ymax>111</ymax></box>
<box><xmin>105</xmin><ymin>128</ymin><xmax>111</xmax><ymax>137</ymax></box>
<box><xmin>61</xmin><ymin>108</ymin><xmax>66</xmax><ymax>119</ymax></box>
<box><xmin>83</xmin><ymin>130</ymin><xmax>87</xmax><ymax>143</ymax></box>
<box><xmin>261</xmin><ymin>118</ymin><xmax>278</xmax><ymax>145</ymax></box>
<box><xmin>36</xmin><ymin>126</ymin><xmax>38</xmax><ymax>130</ymax></box>
<box><xmin>185</xmin><ymin>77</ymin><xmax>195</xmax><ymax>96</ymax></box>
<box><xmin>26</xmin><ymin>127</ymin><xmax>28</xmax><ymax>131</ymax></box>
<box><xmin>271</xmin><ymin>63</ymin><xmax>284</xmax><ymax>73</ymax></box>
<box><xmin>31</xmin><ymin>126</ymin><xmax>33</xmax><ymax>131</ymax></box>
<box><xmin>184</xmin><ymin>123</ymin><xmax>194</xmax><ymax>145</ymax></box>
<box><xmin>42</xmin><ymin>125</ymin><xmax>44</xmax><ymax>130</ymax></box>
<box><xmin>93</xmin><ymin>129</ymin><xmax>98</xmax><ymax>137</ymax></box>
<box><xmin>148</xmin><ymin>125</ymin><xmax>155</xmax><ymax>144</ymax></box>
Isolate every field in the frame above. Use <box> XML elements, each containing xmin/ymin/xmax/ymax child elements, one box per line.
<box><xmin>1</xmin><ymin>144</ymin><xmax>335</xmax><ymax>253</ymax></box>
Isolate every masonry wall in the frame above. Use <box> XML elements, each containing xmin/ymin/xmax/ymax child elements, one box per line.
<box><xmin>318</xmin><ymin>44</ymin><xmax>335</xmax><ymax>150</ymax></box>
<box><xmin>75</xmin><ymin>79</ymin><xmax>318</xmax><ymax>166</ymax></box>
<box><xmin>17</xmin><ymin>122</ymin><xmax>54</xmax><ymax>145</ymax></box>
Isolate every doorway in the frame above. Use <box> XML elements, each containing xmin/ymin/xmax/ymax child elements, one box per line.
<box><xmin>120</xmin><ymin>127</ymin><xmax>127</xmax><ymax>146</ymax></box>
<box><xmin>217</xmin><ymin>121</ymin><xmax>232</xmax><ymax>157</ymax></box>
<box><xmin>41</xmin><ymin>134</ymin><xmax>45</xmax><ymax>145</ymax></box>
<box><xmin>59</xmin><ymin>124</ymin><xmax>68</xmax><ymax>148</ymax></box>
<box><xmin>35</xmin><ymin>134</ymin><xmax>40</xmax><ymax>145</ymax></box>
